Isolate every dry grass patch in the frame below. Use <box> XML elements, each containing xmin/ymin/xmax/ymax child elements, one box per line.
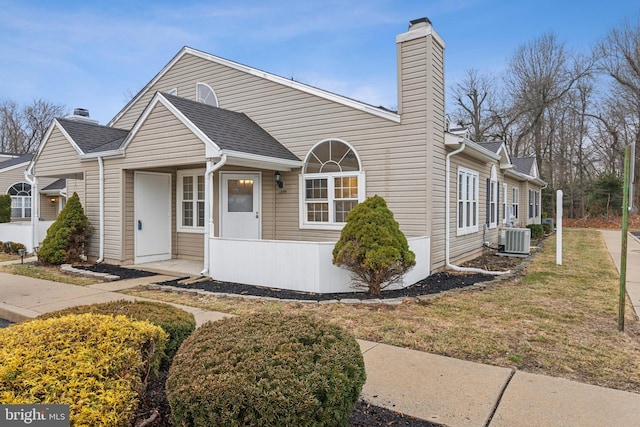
<box><xmin>0</xmin><ymin>263</ymin><xmax>99</xmax><ymax>286</ymax></box>
<box><xmin>125</xmin><ymin>229</ymin><xmax>640</xmax><ymax>393</ymax></box>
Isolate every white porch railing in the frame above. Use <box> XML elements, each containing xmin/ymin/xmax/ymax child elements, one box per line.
<box><xmin>209</xmin><ymin>236</ymin><xmax>430</xmax><ymax>294</ymax></box>
<box><xmin>0</xmin><ymin>220</ymin><xmax>54</xmax><ymax>253</ymax></box>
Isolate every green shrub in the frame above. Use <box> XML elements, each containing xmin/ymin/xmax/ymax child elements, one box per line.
<box><xmin>0</xmin><ymin>241</ymin><xmax>26</xmax><ymax>254</ymax></box>
<box><xmin>36</xmin><ymin>300</ymin><xmax>195</xmax><ymax>367</ymax></box>
<box><xmin>527</xmin><ymin>223</ymin><xmax>544</xmax><ymax>239</ymax></box>
<box><xmin>167</xmin><ymin>312</ymin><xmax>366</xmax><ymax>427</ymax></box>
<box><xmin>38</xmin><ymin>192</ymin><xmax>93</xmax><ymax>264</ymax></box>
<box><xmin>0</xmin><ymin>194</ymin><xmax>10</xmax><ymax>223</ymax></box>
<box><xmin>0</xmin><ymin>313</ymin><xmax>167</xmax><ymax>426</ymax></box>
<box><xmin>542</xmin><ymin>222</ymin><xmax>552</xmax><ymax>234</ymax></box>
<box><xmin>333</xmin><ymin>195</ymin><xmax>415</xmax><ymax>295</ymax></box>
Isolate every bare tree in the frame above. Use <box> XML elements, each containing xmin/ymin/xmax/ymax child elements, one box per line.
<box><xmin>596</xmin><ymin>16</ymin><xmax>640</xmax><ymax>208</ymax></box>
<box><xmin>0</xmin><ymin>99</ymin><xmax>66</xmax><ymax>153</ymax></box>
<box><xmin>449</xmin><ymin>69</ymin><xmax>499</xmax><ymax>141</ymax></box>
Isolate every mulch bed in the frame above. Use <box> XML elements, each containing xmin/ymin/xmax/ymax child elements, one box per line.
<box><xmin>71</xmin><ymin>264</ymin><xmax>157</xmax><ymax>279</ymax></box>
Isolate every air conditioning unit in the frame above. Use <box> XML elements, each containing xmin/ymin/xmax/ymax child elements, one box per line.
<box><xmin>500</xmin><ymin>228</ymin><xmax>531</xmax><ymax>255</ymax></box>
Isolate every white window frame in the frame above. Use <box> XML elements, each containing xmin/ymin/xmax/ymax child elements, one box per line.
<box><xmin>489</xmin><ymin>166</ymin><xmax>498</xmax><ymax>229</ymax></box>
<box><xmin>502</xmin><ymin>183</ymin><xmax>508</xmax><ymax>224</ymax></box>
<box><xmin>177</xmin><ymin>169</ymin><xmax>206</xmax><ymax>233</ymax></box>
<box><xmin>457</xmin><ymin>167</ymin><xmax>479</xmax><ymax>236</ymax></box>
<box><xmin>167</xmin><ymin>88</ymin><xmax>178</xmax><ymax>96</ymax></box>
<box><xmin>529</xmin><ymin>189</ymin><xmax>534</xmax><ymax>219</ymax></box>
<box><xmin>7</xmin><ymin>182</ymin><xmax>31</xmax><ymax>219</ymax></box>
<box><xmin>512</xmin><ymin>187</ymin><xmax>519</xmax><ymax>221</ymax></box>
<box><xmin>196</xmin><ymin>82</ymin><xmax>218</xmax><ymax>106</ymax></box>
<box><xmin>299</xmin><ymin>139</ymin><xmax>365</xmax><ymax>231</ymax></box>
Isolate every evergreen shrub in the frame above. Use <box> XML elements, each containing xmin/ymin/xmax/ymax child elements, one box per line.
<box><xmin>333</xmin><ymin>195</ymin><xmax>415</xmax><ymax>295</ymax></box>
<box><xmin>37</xmin><ymin>300</ymin><xmax>195</xmax><ymax>367</ymax></box>
<box><xmin>167</xmin><ymin>312</ymin><xmax>366</xmax><ymax>427</ymax></box>
<box><xmin>0</xmin><ymin>194</ymin><xmax>10</xmax><ymax>223</ymax></box>
<box><xmin>527</xmin><ymin>223</ymin><xmax>544</xmax><ymax>239</ymax></box>
<box><xmin>38</xmin><ymin>192</ymin><xmax>93</xmax><ymax>264</ymax></box>
<box><xmin>541</xmin><ymin>222</ymin><xmax>552</xmax><ymax>234</ymax></box>
<box><xmin>0</xmin><ymin>313</ymin><xmax>167</xmax><ymax>426</ymax></box>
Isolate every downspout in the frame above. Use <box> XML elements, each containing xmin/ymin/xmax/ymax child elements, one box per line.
<box><xmin>445</xmin><ymin>141</ymin><xmax>509</xmax><ymax>275</ymax></box>
<box><xmin>200</xmin><ymin>154</ymin><xmax>227</xmax><ymax>276</ymax></box>
<box><xmin>96</xmin><ymin>156</ymin><xmax>105</xmax><ymax>263</ymax></box>
<box><xmin>24</xmin><ymin>166</ymin><xmax>38</xmax><ymax>252</ymax></box>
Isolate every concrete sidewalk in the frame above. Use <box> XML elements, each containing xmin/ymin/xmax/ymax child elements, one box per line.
<box><xmin>2</xmin><ymin>233</ymin><xmax>640</xmax><ymax>427</ymax></box>
<box><xmin>601</xmin><ymin>229</ymin><xmax>640</xmax><ymax>319</ymax></box>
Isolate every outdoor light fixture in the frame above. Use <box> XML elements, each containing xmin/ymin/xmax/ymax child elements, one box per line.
<box><xmin>275</xmin><ymin>171</ymin><xmax>284</xmax><ymax>189</ymax></box>
<box><xmin>18</xmin><ymin>248</ymin><xmax>25</xmax><ymax>264</ymax></box>
<box><xmin>50</xmin><ymin>198</ymin><xmax>55</xmax><ymax>204</ymax></box>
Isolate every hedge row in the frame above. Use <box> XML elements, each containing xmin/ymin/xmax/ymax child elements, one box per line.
<box><xmin>0</xmin><ymin>313</ymin><xmax>167</xmax><ymax>426</ymax></box>
<box><xmin>37</xmin><ymin>300</ymin><xmax>196</xmax><ymax>367</ymax></box>
<box><xmin>167</xmin><ymin>312</ymin><xmax>366</xmax><ymax>426</ymax></box>
<box><xmin>0</xmin><ymin>241</ymin><xmax>27</xmax><ymax>254</ymax></box>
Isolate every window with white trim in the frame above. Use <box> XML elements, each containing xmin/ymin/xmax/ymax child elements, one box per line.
<box><xmin>502</xmin><ymin>183</ymin><xmax>508</xmax><ymax>224</ymax></box>
<box><xmin>488</xmin><ymin>166</ymin><xmax>498</xmax><ymax>228</ymax></box>
<box><xmin>301</xmin><ymin>139</ymin><xmax>364</xmax><ymax>229</ymax></box>
<box><xmin>177</xmin><ymin>170</ymin><xmax>205</xmax><ymax>232</ymax></box>
<box><xmin>535</xmin><ymin>190</ymin><xmax>540</xmax><ymax>218</ymax></box>
<box><xmin>196</xmin><ymin>82</ymin><xmax>218</xmax><ymax>106</ymax></box>
<box><xmin>512</xmin><ymin>187</ymin><xmax>519</xmax><ymax>221</ymax></box>
<box><xmin>7</xmin><ymin>182</ymin><xmax>31</xmax><ymax>219</ymax></box>
<box><xmin>529</xmin><ymin>190</ymin><xmax>534</xmax><ymax>218</ymax></box>
<box><xmin>457</xmin><ymin>167</ymin><xmax>479</xmax><ymax>235</ymax></box>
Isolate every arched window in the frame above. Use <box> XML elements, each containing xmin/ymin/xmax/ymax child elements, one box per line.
<box><xmin>7</xmin><ymin>182</ymin><xmax>31</xmax><ymax>218</ymax></box>
<box><xmin>196</xmin><ymin>82</ymin><xmax>218</xmax><ymax>107</ymax></box>
<box><xmin>301</xmin><ymin>139</ymin><xmax>364</xmax><ymax>228</ymax></box>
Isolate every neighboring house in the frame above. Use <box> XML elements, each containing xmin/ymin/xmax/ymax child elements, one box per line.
<box><xmin>0</xmin><ymin>153</ymin><xmax>61</xmax><ymax>251</ymax></box>
<box><xmin>28</xmin><ymin>17</ymin><xmax>545</xmax><ymax>292</ymax></box>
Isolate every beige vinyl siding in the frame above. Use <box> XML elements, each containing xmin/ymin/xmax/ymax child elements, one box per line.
<box><xmin>0</xmin><ymin>165</ymin><xmax>30</xmax><ymax>195</ymax></box>
<box><xmin>176</xmin><ymin>232</ymin><xmax>204</xmax><ymax>260</ymax></box>
<box><xmin>39</xmin><ymin>195</ymin><xmax>59</xmax><ymax>221</ymax></box>
<box><xmin>34</xmin><ymin>127</ymin><xmax>84</xmax><ymax>177</ymax></box>
<box><xmin>0</xmin><ymin>167</ymin><xmax>56</xmax><ymax>220</ymax></box>
<box><xmin>114</xmin><ymin>53</ymin><xmax>432</xmax><ymax>245</ymax></box>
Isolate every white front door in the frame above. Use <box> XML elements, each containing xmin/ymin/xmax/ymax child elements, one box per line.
<box><xmin>134</xmin><ymin>171</ymin><xmax>172</xmax><ymax>263</ymax></box>
<box><xmin>221</xmin><ymin>172</ymin><xmax>261</xmax><ymax>239</ymax></box>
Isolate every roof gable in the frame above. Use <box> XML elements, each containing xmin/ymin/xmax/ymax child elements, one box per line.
<box><xmin>55</xmin><ymin>119</ymin><xmax>129</xmax><ymax>154</ymax></box>
<box><xmin>0</xmin><ymin>153</ymin><xmax>34</xmax><ymax>172</ymax></box>
<box><xmin>108</xmin><ymin>46</ymin><xmax>400</xmax><ymax>127</ymax></box>
<box><xmin>512</xmin><ymin>157</ymin><xmax>538</xmax><ymax>177</ymax></box>
<box><xmin>120</xmin><ymin>93</ymin><xmax>302</xmax><ymax>168</ymax></box>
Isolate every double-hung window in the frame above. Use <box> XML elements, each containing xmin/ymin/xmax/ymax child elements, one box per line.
<box><xmin>502</xmin><ymin>183</ymin><xmax>508</xmax><ymax>224</ymax></box>
<box><xmin>529</xmin><ymin>190</ymin><xmax>534</xmax><ymax>218</ymax></box>
<box><xmin>488</xmin><ymin>166</ymin><xmax>498</xmax><ymax>228</ymax></box>
<box><xmin>300</xmin><ymin>139</ymin><xmax>364</xmax><ymax>230</ymax></box>
<box><xmin>512</xmin><ymin>188</ymin><xmax>519</xmax><ymax>221</ymax></box>
<box><xmin>177</xmin><ymin>169</ymin><xmax>205</xmax><ymax>232</ymax></box>
<box><xmin>8</xmin><ymin>182</ymin><xmax>31</xmax><ymax>219</ymax></box>
<box><xmin>457</xmin><ymin>167</ymin><xmax>479</xmax><ymax>235</ymax></box>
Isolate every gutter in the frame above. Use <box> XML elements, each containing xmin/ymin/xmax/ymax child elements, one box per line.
<box><xmin>200</xmin><ymin>154</ymin><xmax>228</xmax><ymax>276</ymax></box>
<box><xmin>445</xmin><ymin>141</ymin><xmax>510</xmax><ymax>276</ymax></box>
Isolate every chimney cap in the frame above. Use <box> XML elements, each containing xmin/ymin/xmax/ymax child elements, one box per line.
<box><xmin>409</xmin><ymin>17</ymin><xmax>432</xmax><ymax>29</ymax></box>
<box><xmin>73</xmin><ymin>108</ymin><xmax>90</xmax><ymax>117</ymax></box>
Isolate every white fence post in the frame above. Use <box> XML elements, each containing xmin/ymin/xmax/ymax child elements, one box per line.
<box><xmin>556</xmin><ymin>190</ymin><xmax>563</xmax><ymax>265</ymax></box>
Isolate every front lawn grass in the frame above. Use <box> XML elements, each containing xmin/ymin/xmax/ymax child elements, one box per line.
<box><xmin>125</xmin><ymin>229</ymin><xmax>640</xmax><ymax>393</ymax></box>
<box><xmin>0</xmin><ymin>263</ymin><xmax>99</xmax><ymax>286</ymax></box>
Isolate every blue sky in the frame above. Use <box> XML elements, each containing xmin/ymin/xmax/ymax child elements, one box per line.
<box><xmin>1</xmin><ymin>0</ymin><xmax>638</xmax><ymax>125</ymax></box>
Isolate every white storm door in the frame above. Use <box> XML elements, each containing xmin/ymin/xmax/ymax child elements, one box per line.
<box><xmin>134</xmin><ymin>172</ymin><xmax>172</xmax><ymax>263</ymax></box>
<box><xmin>221</xmin><ymin>173</ymin><xmax>261</xmax><ymax>239</ymax></box>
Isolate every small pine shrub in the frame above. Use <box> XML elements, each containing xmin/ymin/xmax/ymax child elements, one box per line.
<box><xmin>38</xmin><ymin>192</ymin><xmax>93</xmax><ymax>264</ymax></box>
<box><xmin>541</xmin><ymin>222</ymin><xmax>552</xmax><ymax>234</ymax></box>
<box><xmin>0</xmin><ymin>313</ymin><xmax>167</xmax><ymax>426</ymax></box>
<box><xmin>527</xmin><ymin>223</ymin><xmax>544</xmax><ymax>239</ymax></box>
<box><xmin>36</xmin><ymin>300</ymin><xmax>195</xmax><ymax>367</ymax></box>
<box><xmin>167</xmin><ymin>312</ymin><xmax>366</xmax><ymax>427</ymax></box>
<box><xmin>333</xmin><ymin>195</ymin><xmax>415</xmax><ymax>295</ymax></box>
<box><xmin>0</xmin><ymin>194</ymin><xmax>10</xmax><ymax>223</ymax></box>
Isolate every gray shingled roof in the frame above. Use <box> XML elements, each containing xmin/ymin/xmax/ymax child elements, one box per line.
<box><xmin>56</xmin><ymin>118</ymin><xmax>129</xmax><ymax>154</ymax></box>
<box><xmin>512</xmin><ymin>157</ymin><xmax>536</xmax><ymax>175</ymax></box>
<box><xmin>162</xmin><ymin>93</ymin><xmax>301</xmax><ymax>162</ymax></box>
<box><xmin>0</xmin><ymin>153</ymin><xmax>34</xmax><ymax>170</ymax></box>
<box><xmin>477</xmin><ymin>141</ymin><xmax>503</xmax><ymax>154</ymax></box>
<box><xmin>41</xmin><ymin>178</ymin><xmax>66</xmax><ymax>191</ymax></box>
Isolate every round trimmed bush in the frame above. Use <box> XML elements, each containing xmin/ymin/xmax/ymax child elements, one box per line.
<box><xmin>167</xmin><ymin>312</ymin><xmax>366</xmax><ymax>426</ymax></box>
<box><xmin>37</xmin><ymin>300</ymin><xmax>195</xmax><ymax>367</ymax></box>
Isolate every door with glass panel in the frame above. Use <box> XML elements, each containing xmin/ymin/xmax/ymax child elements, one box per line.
<box><xmin>220</xmin><ymin>173</ymin><xmax>261</xmax><ymax>239</ymax></box>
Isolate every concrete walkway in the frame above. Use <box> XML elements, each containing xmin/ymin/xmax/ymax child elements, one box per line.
<box><xmin>2</xmin><ymin>232</ymin><xmax>640</xmax><ymax>427</ymax></box>
<box><xmin>601</xmin><ymin>229</ymin><xmax>640</xmax><ymax>319</ymax></box>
